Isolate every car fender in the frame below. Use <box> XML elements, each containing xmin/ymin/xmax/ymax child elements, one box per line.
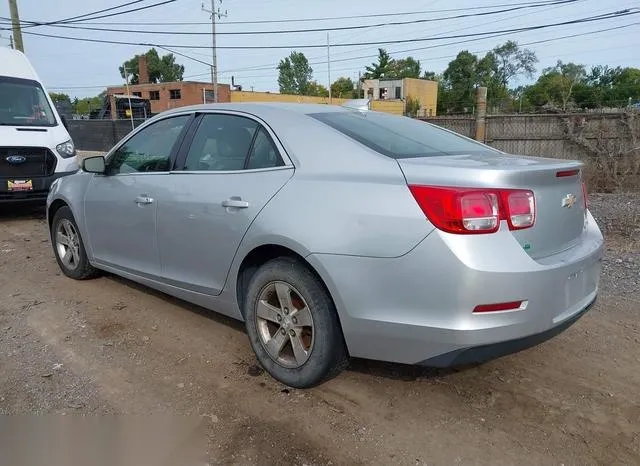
<box><xmin>47</xmin><ymin>171</ymin><xmax>96</xmax><ymax>261</ymax></box>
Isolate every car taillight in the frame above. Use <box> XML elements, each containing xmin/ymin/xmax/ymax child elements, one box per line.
<box><xmin>502</xmin><ymin>190</ymin><xmax>535</xmax><ymax>230</ymax></box>
<box><xmin>581</xmin><ymin>180</ymin><xmax>588</xmax><ymax>209</ymax></box>
<box><xmin>408</xmin><ymin>185</ymin><xmax>535</xmax><ymax>235</ymax></box>
<box><xmin>460</xmin><ymin>192</ymin><xmax>499</xmax><ymax>231</ymax></box>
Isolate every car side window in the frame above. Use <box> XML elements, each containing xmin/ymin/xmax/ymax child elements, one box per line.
<box><xmin>107</xmin><ymin>115</ymin><xmax>190</xmax><ymax>175</ymax></box>
<box><xmin>246</xmin><ymin>127</ymin><xmax>284</xmax><ymax>169</ymax></box>
<box><xmin>184</xmin><ymin>114</ymin><xmax>258</xmax><ymax>171</ymax></box>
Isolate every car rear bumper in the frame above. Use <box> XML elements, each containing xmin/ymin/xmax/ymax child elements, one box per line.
<box><xmin>307</xmin><ymin>212</ymin><xmax>603</xmax><ymax>365</ymax></box>
<box><xmin>0</xmin><ymin>171</ymin><xmax>77</xmax><ymax>203</ymax></box>
<box><xmin>418</xmin><ymin>296</ymin><xmax>596</xmax><ymax>367</ymax></box>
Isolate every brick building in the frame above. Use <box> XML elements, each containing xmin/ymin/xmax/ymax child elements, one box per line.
<box><xmin>106</xmin><ymin>55</ymin><xmax>231</xmax><ymax>115</ymax></box>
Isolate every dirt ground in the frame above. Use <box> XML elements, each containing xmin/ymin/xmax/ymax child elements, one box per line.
<box><xmin>0</xmin><ymin>202</ymin><xmax>639</xmax><ymax>465</ymax></box>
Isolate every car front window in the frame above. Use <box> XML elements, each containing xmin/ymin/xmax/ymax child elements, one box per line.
<box><xmin>0</xmin><ymin>76</ymin><xmax>56</xmax><ymax>127</ymax></box>
<box><xmin>107</xmin><ymin>115</ymin><xmax>190</xmax><ymax>175</ymax></box>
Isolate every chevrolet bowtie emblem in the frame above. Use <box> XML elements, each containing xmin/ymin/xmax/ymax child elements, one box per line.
<box><xmin>561</xmin><ymin>193</ymin><xmax>577</xmax><ymax>208</ymax></box>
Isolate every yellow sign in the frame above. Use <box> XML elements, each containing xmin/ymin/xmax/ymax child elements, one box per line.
<box><xmin>125</xmin><ymin>108</ymin><xmax>132</xmax><ymax>117</ymax></box>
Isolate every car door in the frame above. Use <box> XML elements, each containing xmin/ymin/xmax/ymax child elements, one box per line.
<box><xmin>83</xmin><ymin>114</ymin><xmax>192</xmax><ymax>278</ymax></box>
<box><xmin>157</xmin><ymin>112</ymin><xmax>294</xmax><ymax>295</ymax></box>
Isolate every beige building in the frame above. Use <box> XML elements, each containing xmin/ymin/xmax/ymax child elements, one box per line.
<box><xmin>363</xmin><ymin>78</ymin><xmax>438</xmax><ymax>116</ymax></box>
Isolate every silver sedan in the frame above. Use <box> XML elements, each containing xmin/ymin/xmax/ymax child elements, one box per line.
<box><xmin>47</xmin><ymin>102</ymin><xmax>603</xmax><ymax>388</ymax></box>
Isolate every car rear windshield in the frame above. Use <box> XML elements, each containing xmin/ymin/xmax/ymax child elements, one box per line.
<box><xmin>0</xmin><ymin>76</ymin><xmax>56</xmax><ymax>127</ymax></box>
<box><xmin>309</xmin><ymin>111</ymin><xmax>501</xmax><ymax>159</ymax></box>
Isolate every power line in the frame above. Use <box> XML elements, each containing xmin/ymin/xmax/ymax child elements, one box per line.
<box><xmin>326</xmin><ymin>0</ymin><xmax>585</xmax><ymax>62</ymax></box>
<box><xmin>43</xmin><ymin>0</ymin><xmax>147</xmax><ymax>26</ymax></box>
<box><xmin>221</xmin><ymin>0</ymin><xmax>587</xmax><ymax>74</ymax></box>
<box><xmin>224</xmin><ymin>34</ymin><xmax>640</xmax><ymax>80</ymax></box>
<box><xmin>47</xmin><ymin>20</ymin><xmax>639</xmax><ymax>90</ymax></box>
<box><xmin>210</xmin><ymin>20</ymin><xmax>639</xmax><ymax>79</ymax></box>
<box><xmin>39</xmin><ymin>0</ymin><xmax>589</xmax><ymax>26</ymax></box>
<box><xmin>5</xmin><ymin>0</ymin><xmax>582</xmax><ymax>36</ymax></box>
<box><xmin>10</xmin><ymin>0</ymin><xmax>177</xmax><ymax>30</ymax></box>
<box><xmin>157</xmin><ymin>46</ymin><xmax>211</xmax><ymax>68</ymax></box>
<box><xmin>16</xmin><ymin>10</ymin><xmax>640</xmax><ymax>49</ymax></box>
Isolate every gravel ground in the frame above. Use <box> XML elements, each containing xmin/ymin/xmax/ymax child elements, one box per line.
<box><xmin>0</xmin><ymin>195</ymin><xmax>638</xmax><ymax>465</ymax></box>
<box><xmin>588</xmin><ymin>193</ymin><xmax>640</xmax><ymax>296</ymax></box>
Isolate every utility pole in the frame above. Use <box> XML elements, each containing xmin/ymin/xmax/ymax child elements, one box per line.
<box><xmin>8</xmin><ymin>0</ymin><xmax>24</xmax><ymax>52</ymax></box>
<box><xmin>475</xmin><ymin>86</ymin><xmax>488</xmax><ymax>143</ymax></box>
<box><xmin>327</xmin><ymin>33</ymin><xmax>332</xmax><ymax>104</ymax></box>
<box><xmin>9</xmin><ymin>34</ymin><xmax>14</xmax><ymax>49</ymax></box>
<box><xmin>202</xmin><ymin>0</ymin><xmax>227</xmax><ymax>103</ymax></box>
<box><xmin>123</xmin><ymin>65</ymin><xmax>135</xmax><ymax>130</ymax></box>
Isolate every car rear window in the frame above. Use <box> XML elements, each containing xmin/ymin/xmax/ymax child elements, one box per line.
<box><xmin>309</xmin><ymin>111</ymin><xmax>500</xmax><ymax>159</ymax></box>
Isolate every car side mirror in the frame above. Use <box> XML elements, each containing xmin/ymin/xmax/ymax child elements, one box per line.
<box><xmin>60</xmin><ymin>115</ymin><xmax>69</xmax><ymax>130</ymax></box>
<box><xmin>82</xmin><ymin>156</ymin><xmax>106</xmax><ymax>174</ymax></box>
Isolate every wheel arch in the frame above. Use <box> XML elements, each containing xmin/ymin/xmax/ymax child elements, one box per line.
<box><xmin>47</xmin><ymin>198</ymin><xmax>70</xmax><ymax>230</ymax></box>
<box><xmin>235</xmin><ymin>244</ymin><xmax>343</xmax><ymax>328</ymax></box>
<box><xmin>235</xmin><ymin>243</ymin><xmax>350</xmax><ymax>359</ymax></box>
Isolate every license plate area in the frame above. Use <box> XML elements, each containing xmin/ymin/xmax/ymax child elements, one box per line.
<box><xmin>555</xmin><ymin>261</ymin><xmax>599</xmax><ymax>322</ymax></box>
<box><xmin>7</xmin><ymin>179</ymin><xmax>33</xmax><ymax>192</ymax></box>
<box><xmin>565</xmin><ymin>268</ymin><xmax>588</xmax><ymax>308</ymax></box>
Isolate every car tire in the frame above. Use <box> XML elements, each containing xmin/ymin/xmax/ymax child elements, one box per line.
<box><xmin>244</xmin><ymin>257</ymin><xmax>348</xmax><ymax>388</ymax></box>
<box><xmin>51</xmin><ymin>206</ymin><xmax>99</xmax><ymax>280</ymax></box>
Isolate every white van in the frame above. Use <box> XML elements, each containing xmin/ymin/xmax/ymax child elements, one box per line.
<box><xmin>0</xmin><ymin>47</ymin><xmax>78</xmax><ymax>203</ymax></box>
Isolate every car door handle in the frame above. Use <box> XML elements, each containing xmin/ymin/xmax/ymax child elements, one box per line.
<box><xmin>222</xmin><ymin>197</ymin><xmax>249</xmax><ymax>209</ymax></box>
<box><xmin>135</xmin><ymin>195</ymin><xmax>154</xmax><ymax>205</ymax></box>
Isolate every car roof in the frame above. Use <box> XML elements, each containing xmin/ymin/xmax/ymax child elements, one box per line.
<box><xmin>0</xmin><ymin>47</ymin><xmax>39</xmax><ymax>81</ymax></box>
<box><xmin>159</xmin><ymin>102</ymin><xmax>349</xmax><ymax>119</ymax></box>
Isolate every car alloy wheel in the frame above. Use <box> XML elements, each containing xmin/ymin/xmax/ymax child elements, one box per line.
<box><xmin>255</xmin><ymin>281</ymin><xmax>315</xmax><ymax>368</ymax></box>
<box><xmin>55</xmin><ymin>218</ymin><xmax>81</xmax><ymax>271</ymax></box>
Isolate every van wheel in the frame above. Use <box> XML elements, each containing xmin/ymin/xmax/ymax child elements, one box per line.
<box><xmin>51</xmin><ymin>206</ymin><xmax>99</xmax><ymax>280</ymax></box>
<box><xmin>244</xmin><ymin>257</ymin><xmax>348</xmax><ymax>388</ymax></box>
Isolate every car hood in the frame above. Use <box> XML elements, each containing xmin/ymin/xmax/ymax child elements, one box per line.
<box><xmin>0</xmin><ymin>124</ymin><xmax>70</xmax><ymax>148</ymax></box>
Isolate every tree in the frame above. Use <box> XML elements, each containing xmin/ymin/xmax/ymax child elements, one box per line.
<box><xmin>405</xmin><ymin>96</ymin><xmax>421</xmax><ymax>117</ymax></box>
<box><xmin>307</xmin><ymin>81</ymin><xmax>329</xmax><ymax>97</ymax></box>
<box><xmin>441</xmin><ymin>51</ymin><xmax>479</xmax><ymax>112</ymax></box>
<box><xmin>73</xmin><ymin>92</ymin><xmax>105</xmax><ymax>115</ymax></box>
<box><xmin>422</xmin><ymin>71</ymin><xmax>438</xmax><ymax>81</ymax></box>
<box><xmin>278</xmin><ymin>51</ymin><xmax>313</xmax><ymax>95</ymax></box>
<box><xmin>491</xmin><ymin>41</ymin><xmax>537</xmax><ymax>87</ymax></box>
<box><xmin>331</xmin><ymin>77</ymin><xmax>355</xmax><ymax>98</ymax></box>
<box><xmin>546</xmin><ymin>61</ymin><xmax>586</xmax><ymax>111</ymax></box>
<box><xmin>573</xmin><ymin>65</ymin><xmax>618</xmax><ymax>108</ymax></box>
<box><xmin>49</xmin><ymin>92</ymin><xmax>71</xmax><ymax>104</ymax></box>
<box><xmin>119</xmin><ymin>48</ymin><xmax>184</xmax><ymax>84</ymax></box>
<box><xmin>523</xmin><ymin>61</ymin><xmax>586</xmax><ymax>111</ymax></box>
<box><xmin>388</xmin><ymin>57</ymin><xmax>421</xmax><ymax>79</ymax></box>
<box><xmin>610</xmin><ymin>67</ymin><xmax>640</xmax><ymax>104</ymax></box>
<box><xmin>572</xmin><ymin>66</ymin><xmax>640</xmax><ymax>108</ymax></box>
<box><xmin>364</xmin><ymin>48</ymin><xmax>392</xmax><ymax>79</ymax></box>
<box><xmin>158</xmin><ymin>53</ymin><xmax>185</xmax><ymax>82</ymax></box>
<box><xmin>476</xmin><ymin>52</ymin><xmax>509</xmax><ymax>108</ymax></box>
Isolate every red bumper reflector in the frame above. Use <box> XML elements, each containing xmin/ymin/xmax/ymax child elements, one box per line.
<box><xmin>473</xmin><ymin>301</ymin><xmax>523</xmax><ymax>313</ymax></box>
<box><xmin>556</xmin><ymin>169</ymin><xmax>580</xmax><ymax>177</ymax></box>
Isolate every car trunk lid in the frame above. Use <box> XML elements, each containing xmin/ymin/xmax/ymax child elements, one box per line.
<box><xmin>397</xmin><ymin>153</ymin><xmax>587</xmax><ymax>259</ymax></box>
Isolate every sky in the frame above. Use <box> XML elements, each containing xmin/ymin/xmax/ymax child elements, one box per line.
<box><xmin>1</xmin><ymin>0</ymin><xmax>638</xmax><ymax>98</ymax></box>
